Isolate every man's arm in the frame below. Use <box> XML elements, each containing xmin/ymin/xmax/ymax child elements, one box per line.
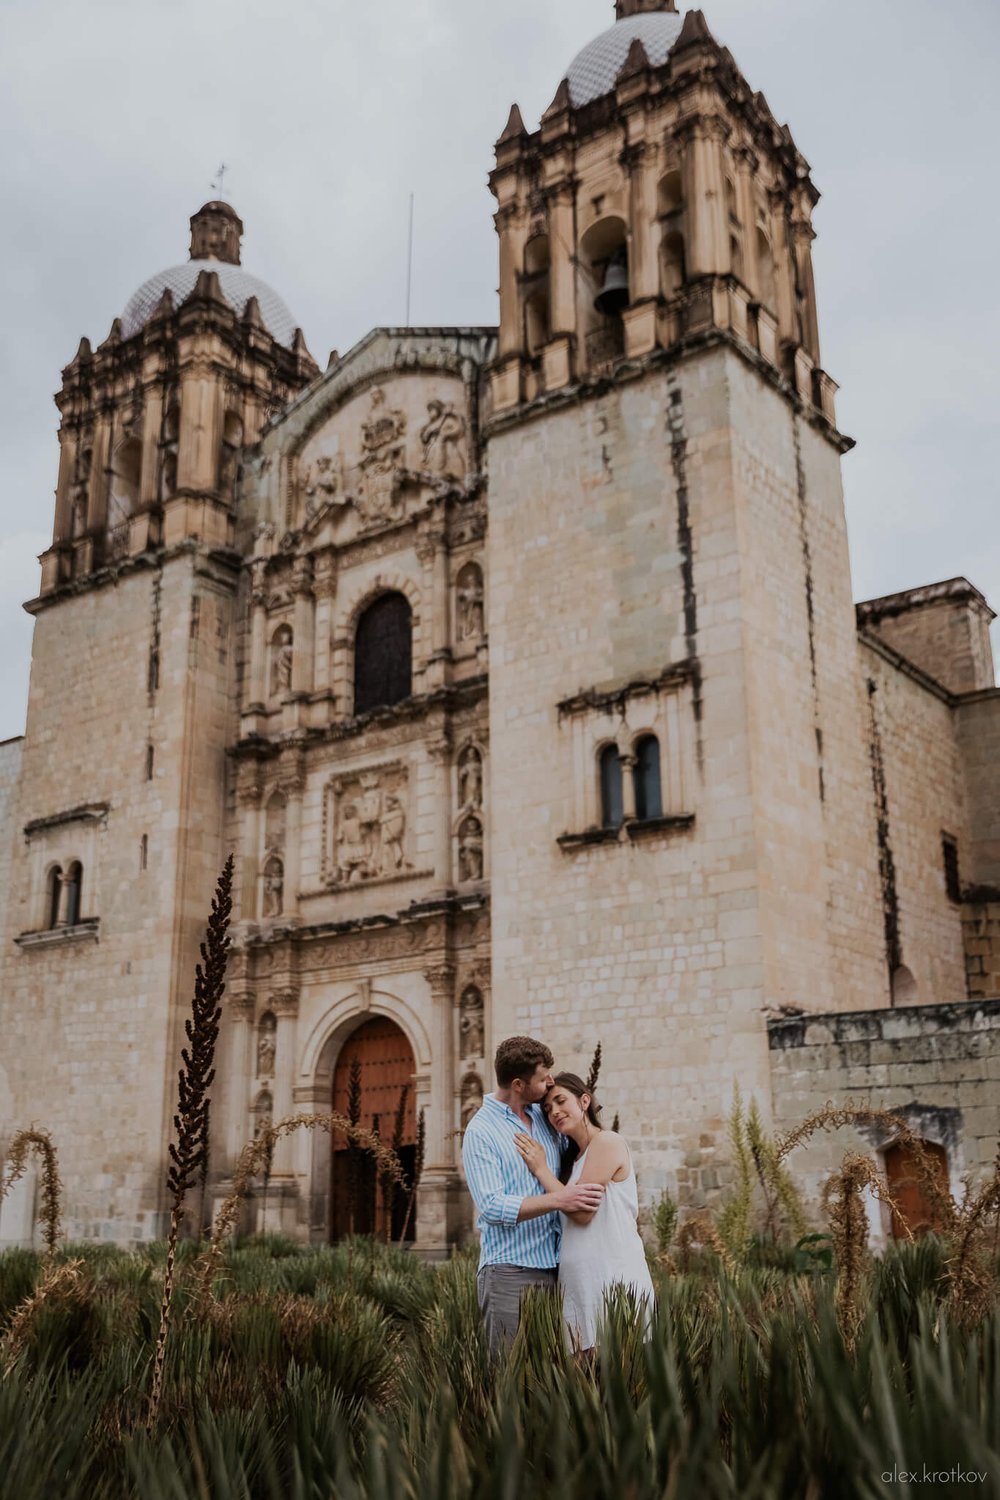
<box><xmin>463</xmin><ymin>1125</ymin><xmax>603</xmax><ymax>1225</ymax></box>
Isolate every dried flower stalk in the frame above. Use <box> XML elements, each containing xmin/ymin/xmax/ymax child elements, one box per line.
<box><xmin>0</xmin><ymin>1127</ymin><xmax>62</xmax><ymax>1258</ymax></box>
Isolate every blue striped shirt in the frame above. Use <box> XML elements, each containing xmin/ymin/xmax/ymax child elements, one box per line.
<box><xmin>462</xmin><ymin>1092</ymin><xmax>564</xmax><ymax>1269</ymax></box>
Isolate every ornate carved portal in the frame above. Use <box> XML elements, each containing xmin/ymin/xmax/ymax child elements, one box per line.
<box><xmin>323</xmin><ymin>763</ymin><xmax>413</xmax><ymax>888</ymax></box>
<box><xmin>330</xmin><ymin>1017</ymin><xmax>417</xmax><ymax>1242</ymax></box>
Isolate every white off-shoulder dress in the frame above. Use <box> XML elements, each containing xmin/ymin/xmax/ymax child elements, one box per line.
<box><xmin>558</xmin><ymin>1134</ymin><xmax>656</xmax><ymax>1351</ymax></box>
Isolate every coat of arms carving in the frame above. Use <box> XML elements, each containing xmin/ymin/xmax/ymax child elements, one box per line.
<box><xmin>356</xmin><ymin>387</ymin><xmax>407</xmax><ymax>523</ymax></box>
<box><xmin>323</xmin><ymin>762</ymin><xmax>413</xmax><ymax>887</ymax></box>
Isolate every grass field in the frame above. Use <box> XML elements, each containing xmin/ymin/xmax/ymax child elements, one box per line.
<box><xmin>1</xmin><ymin>1232</ymin><xmax>998</xmax><ymax>1499</ymax></box>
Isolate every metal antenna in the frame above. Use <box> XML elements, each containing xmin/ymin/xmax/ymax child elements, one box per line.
<box><xmin>211</xmin><ymin>163</ymin><xmax>229</xmax><ymax>198</ymax></box>
<box><xmin>405</xmin><ymin>193</ymin><xmax>415</xmax><ymax>327</ymax></box>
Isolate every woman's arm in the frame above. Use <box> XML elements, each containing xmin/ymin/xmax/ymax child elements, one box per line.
<box><xmin>514</xmin><ymin>1131</ymin><xmax>627</xmax><ymax>1224</ymax></box>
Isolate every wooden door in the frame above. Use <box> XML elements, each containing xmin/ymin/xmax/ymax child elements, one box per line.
<box><xmin>884</xmin><ymin>1139</ymin><xmax>949</xmax><ymax>1239</ymax></box>
<box><xmin>330</xmin><ymin>1017</ymin><xmax>417</xmax><ymax>1242</ymax></box>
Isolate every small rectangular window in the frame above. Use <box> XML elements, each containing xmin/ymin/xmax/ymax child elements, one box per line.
<box><xmin>140</xmin><ymin>834</ymin><xmax>148</xmax><ymax>872</ymax></box>
<box><xmin>145</xmin><ymin>743</ymin><xmax>154</xmax><ymax>780</ymax></box>
<box><xmin>942</xmin><ymin>835</ymin><xmax>961</xmax><ymax>904</ymax></box>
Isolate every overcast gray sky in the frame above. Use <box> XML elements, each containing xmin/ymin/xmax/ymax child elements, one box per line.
<box><xmin>1</xmin><ymin>0</ymin><xmax>997</xmax><ymax>742</ymax></box>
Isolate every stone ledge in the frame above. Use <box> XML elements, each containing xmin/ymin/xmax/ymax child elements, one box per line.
<box><xmin>768</xmin><ymin>996</ymin><xmax>1000</xmax><ymax>1052</ymax></box>
<box><xmin>14</xmin><ymin>919</ymin><xmax>100</xmax><ymax>951</ymax></box>
<box><xmin>558</xmin><ymin>814</ymin><xmax>695</xmax><ymax>851</ymax></box>
<box><xmin>24</xmin><ymin>802</ymin><xmax>109</xmax><ymax>836</ymax></box>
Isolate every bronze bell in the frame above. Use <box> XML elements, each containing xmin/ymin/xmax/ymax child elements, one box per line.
<box><xmin>594</xmin><ymin>251</ymin><xmax>629</xmax><ymax>316</ymax></box>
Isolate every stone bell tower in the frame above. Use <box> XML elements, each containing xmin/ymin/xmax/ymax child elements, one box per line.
<box><xmin>484</xmin><ymin>3</ymin><xmax>886</xmax><ymax>1195</ymax></box>
<box><xmin>0</xmin><ymin>206</ymin><xmax>317</xmax><ymax>1241</ymax></box>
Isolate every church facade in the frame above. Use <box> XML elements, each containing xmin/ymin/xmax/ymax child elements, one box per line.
<box><xmin>2</xmin><ymin>0</ymin><xmax>998</xmax><ymax>1252</ymax></box>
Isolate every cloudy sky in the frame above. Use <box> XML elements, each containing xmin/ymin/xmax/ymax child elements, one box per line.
<box><xmin>1</xmin><ymin>0</ymin><xmax>997</xmax><ymax>742</ymax></box>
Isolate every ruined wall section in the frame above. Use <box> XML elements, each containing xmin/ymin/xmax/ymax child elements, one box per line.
<box><xmin>768</xmin><ymin>1000</ymin><xmax>1000</xmax><ymax>1240</ymax></box>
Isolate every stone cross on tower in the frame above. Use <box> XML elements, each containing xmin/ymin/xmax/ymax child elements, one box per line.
<box><xmin>615</xmin><ymin>0</ymin><xmax>677</xmax><ymax>16</ymax></box>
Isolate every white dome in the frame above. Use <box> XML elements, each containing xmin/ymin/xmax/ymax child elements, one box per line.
<box><xmin>121</xmin><ymin>261</ymin><xmax>298</xmax><ymax>347</ymax></box>
<box><xmin>567</xmin><ymin>12</ymin><xmax>685</xmax><ymax>108</ymax></box>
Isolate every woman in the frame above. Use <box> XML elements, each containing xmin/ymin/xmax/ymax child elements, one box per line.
<box><xmin>514</xmin><ymin>1072</ymin><xmax>655</xmax><ymax>1353</ymax></box>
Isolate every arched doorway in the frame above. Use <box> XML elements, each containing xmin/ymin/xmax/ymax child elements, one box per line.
<box><xmin>330</xmin><ymin>1016</ymin><xmax>418</xmax><ymax>1242</ymax></box>
<box><xmin>884</xmin><ymin>1138</ymin><xmax>949</xmax><ymax>1239</ymax></box>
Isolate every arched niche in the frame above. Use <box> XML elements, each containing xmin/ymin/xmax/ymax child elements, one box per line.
<box><xmin>522</xmin><ymin>233</ymin><xmax>551</xmax><ymax>356</ymax></box>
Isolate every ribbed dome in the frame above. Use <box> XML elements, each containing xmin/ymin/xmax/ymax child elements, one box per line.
<box><xmin>121</xmin><ymin>261</ymin><xmax>298</xmax><ymax>347</ymax></box>
<box><xmin>567</xmin><ymin>12</ymin><xmax>684</xmax><ymax>108</ymax></box>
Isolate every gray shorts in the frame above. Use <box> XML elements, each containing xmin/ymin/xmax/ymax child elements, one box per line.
<box><xmin>476</xmin><ymin>1263</ymin><xmax>558</xmax><ymax>1356</ymax></box>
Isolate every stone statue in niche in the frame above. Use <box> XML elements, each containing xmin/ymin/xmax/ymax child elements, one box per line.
<box><xmin>253</xmin><ymin>1089</ymin><xmax>273</xmax><ymax>1139</ymax></box>
<box><xmin>459</xmin><ymin>986</ymin><xmax>485</xmax><ymax>1060</ymax></box>
<box><xmin>458</xmin><ymin>746</ymin><xmax>483</xmax><ymax>812</ymax></box>
<box><xmin>328</xmin><ymin>764</ymin><xmax>412</xmax><ymax>886</ymax></box>
<box><xmin>219</xmin><ymin>443</ymin><xmax>240</xmax><ymax>499</ymax></box>
<box><xmin>257</xmin><ymin>1014</ymin><xmax>277</xmax><ymax>1078</ymax></box>
<box><xmin>420</xmin><ymin>399</ymin><xmax>467</xmax><ymax>479</ymax></box>
<box><xmin>263</xmin><ymin>855</ymin><xmax>284</xmax><ymax>917</ymax></box>
<box><xmin>357</xmin><ymin>387</ymin><xmax>407</xmax><ymax>524</ymax></box>
<box><xmin>460</xmin><ymin>1072</ymin><xmax>484</xmax><ymax>1132</ymax></box>
<box><xmin>458</xmin><ymin>814</ymin><xmax>484</xmax><ymax>883</ymax></box>
<box><xmin>270</xmin><ymin>625</ymin><xmax>294</xmax><ymax>697</ymax></box>
<box><xmin>456</xmin><ymin>562</ymin><xmax>485</xmax><ymax>642</ymax></box>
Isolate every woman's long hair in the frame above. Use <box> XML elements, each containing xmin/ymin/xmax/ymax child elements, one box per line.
<box><xmin>545</xmin><ymin>1072</ymin><xmax>603</xmax><ymax>1184</ymax></box>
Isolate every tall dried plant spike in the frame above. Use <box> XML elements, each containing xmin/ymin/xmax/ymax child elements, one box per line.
<box><xmin>149</xmin><ymin>855</ymin><xmax>234</xmax><ymax>1425</ymax></box>
<box><xmin>586</xmin><ymin>1042</ymin><xmax>603</xmax><ymax>1094</ymax></box>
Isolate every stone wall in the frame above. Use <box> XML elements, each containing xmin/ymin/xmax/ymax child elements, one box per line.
<box><xmin>768</xmin><ymin>999</ymin><xmax>1000</xmax><ymax>1241</ymax></box>
<box><xmin>861</xmin><ymin>638</ymin><xmax>968</xmax><ymax>1004</ymax></box>
<box><xmin>0</xmin><ymin>549</ymin><xmax>234</xmax><ymax>1242</ymax></box>
<box><xmin>0</xmin><ymin>736</ymin><xmax>22</xmax><ymax>962</ymax></box>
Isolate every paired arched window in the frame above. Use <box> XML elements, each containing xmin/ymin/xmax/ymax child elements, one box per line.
<box><xmin>599</xmin><ymin>737</ymin><xmax>663</xmax><ymax>828</ymax></box>
<box><xmin>45</xmin><ymin>862</ymin><xmax>83</xmax><ymax>927</ymax></box>
<box><xmin>354</xmin><ymin>592</ymin><xmax>412</xmax><ymax>715</ymax></box>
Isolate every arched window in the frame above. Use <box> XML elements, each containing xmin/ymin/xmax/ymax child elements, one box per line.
<box><xmin>63</xmin><ymin>862</ymin><xmax>82</xmax><ymax>925</ymax></box>
<box><xmin>107</xmin><ymin>437</ymin><xmax>141</xmax><ymax>534</ymax></box>
<box><xmin>599</xmin><ymin>746</ymin><xmax>624</xmax><ymax>830</ymax></box>
<box><xmin>46</xmin><ymin>866</ymin><xmax>63</xmax><ymax>929</ymax></box>
<box><xmin>891</xmin><ymin>965</ymin><xmax>917</xmax><ymax>1006</ymax></box>
<box><xmin>633</xmin><ymin>736</ymin><xmax>663</xmax><ymax>821</ymax></box>
<box><xmin>661</xmin><ymin>232</ymin><xmax>687</xmax><ymax>298</ymax></box>
<box><xmin>354</xmin><ymin>592</ymin><xmax>412</xmax><ymax>715</ymax></box>
<box><xmin>523</xmin><ymin>234</ymin><xmax>551</xmax><ymax>356</ymax></box>
<box><xmin>755</xmin><ymin>228</ymin><xmax>777</xmax><ymax>311</ymax></box>
<box><xmin>220</xmin><ymin>410</ymin><xmax>243</xmax><ymax>499</ymax></box>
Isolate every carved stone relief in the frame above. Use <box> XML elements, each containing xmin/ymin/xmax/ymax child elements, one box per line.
<box><xmin>455</xmin><ymin>561</ymin><xmax>484</xmax><ymax>642</ymax></box>
<box><xmin>460</xmin><ymin>1072</ymin><xmax>484</xmax><ymax>1132</ymax></box>
<box><xmin>420</xmin><ymin>400</ymin><xmax>467</xmax><ymax>479</ymax></box>
<box><xmin>323</xmin><ymin>762</ymin><xmax>414</xmax><ymax>888</ymax></box>
<box><xmin>357</xmin><ymin>387</ymin><xmax>407</xmax><ymax>524</ymax></box>
<box><xmin>459</xmin><ymin>985</ymin><xmax>485</xmax><ymax>1060</ymax></box>
<box><xmin>302</xmin><ymin>453</ymin><xmax>345</xmax><ymax>517</ymax></box>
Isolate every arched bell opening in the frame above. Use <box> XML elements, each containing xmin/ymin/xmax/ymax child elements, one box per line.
<box><xmin>329</xmin><ymin>1016</ymin><xmax>418</xmax><ymax>1243</ymax></box>
<box><xmin>579</xmin><ymin>216</ymin><xmax>629</xmax><ymax>370</ymax></box>
<box><xmin>521</xmin><ymin>234</ymin><xmax>551</xmax><ymax>357</ymax></box>
<box><xmin>107</xmin><ymin>436</ymin><xmax>141</xmax><ymax>557</ymax></box>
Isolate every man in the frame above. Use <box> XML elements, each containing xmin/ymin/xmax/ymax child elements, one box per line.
<box><xmin>462</xmin><ymin>1034</ymin><xmax>605</xmax><ymax>1353</ymax></box>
